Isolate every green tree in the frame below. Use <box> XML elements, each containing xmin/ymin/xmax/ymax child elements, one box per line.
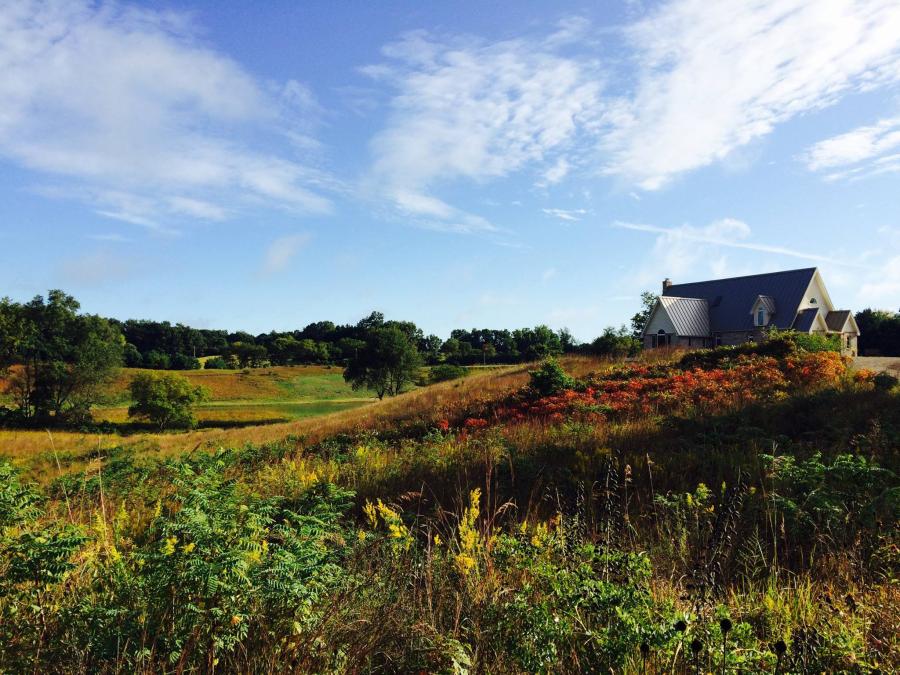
<box><xmin>343</xmin><ymin>326</ymin><xmax>423</xmax><ymax>399</ymax></box>
<box><xmin>630</xmin><ymin>291</ymin><xmax>659</xmax><ymax>338</ymax></box>
<box><xmin>127</xmin><ymin>371</ymin><xmax>209</xmax><ymax>430</ymax></box>
<box><xmin>590</xmin><ymin>326</ymin><xmax>640</xmax><ymax>358</ymax></box>
<box><xmin>514</xmin><ymin>325</ymin><xmax>563</xmax><ymax>361</ymax></box>
<box><xmin>2</xmin><ymin>291</ymin><xmax>123</xmax><ymax>424</ymax></box>
<box><xmin>228</xmin><ymin>341</ymin><xmax>268</xmax><ymax>368</ymax></box>
<box><xmin>855</xmin><ymin>308</ymin><xmax>900</xmax><ymax>355</ymax></box>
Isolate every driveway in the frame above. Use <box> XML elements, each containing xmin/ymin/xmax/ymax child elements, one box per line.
<box><xmin>853</xmin><ymin>356</ymin><xmax>900</xmax><ymax>376</ymax></box>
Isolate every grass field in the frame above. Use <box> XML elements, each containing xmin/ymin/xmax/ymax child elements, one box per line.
<box><xmin>94</xmin><ymin>365</ymin><xmax>376</xmax><ymax>426</ymax></box>
<box><xmin>3</xmin><ymin>344</ymin><xmax>896</xmax><ymax>671</ymax></box>
<box><xmin>1</xmin><ymin>365</ymin><xmax>377</xmax><ymax>429</ymax></box>
<box><xmin>0</xmin><ymin>359</ymin><xmax>544</xmax><ymax>479</ymax></box>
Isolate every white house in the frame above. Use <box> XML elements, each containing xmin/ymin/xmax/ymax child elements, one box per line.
<box><xmin>642</xmin><ymin>268</ymin><xmax>860</xmax><ymax>356</ymax></box>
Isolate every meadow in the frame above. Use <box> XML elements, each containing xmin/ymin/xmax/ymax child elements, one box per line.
<box><xmin>0</xmin><ymin>340</ymin><xmax>898</xmax><ymax>673</ymax></box>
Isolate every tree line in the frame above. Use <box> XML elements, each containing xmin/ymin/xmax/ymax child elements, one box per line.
<box><xmin>108</xmin><ymin>312</ymin><xmax>591</xmax><ymax>370</ymax></box>
<box><xmin>855</xmin><ymin>308</ymin><xmax>900</xmax><ymax>356</ymax></box>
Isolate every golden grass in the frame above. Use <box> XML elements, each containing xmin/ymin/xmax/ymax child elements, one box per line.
<box><xmin>1</xmin><ymin>355</ymin><xmax>628</xmax><ymax>479</ymax></box>
<box><xmin>105</xmin><ymin>365</ymin><xmax>345</xmax><ymax>401</ymax></box>
<box><xmin>0</xmin><ymin>357</ymin><xmax>624</xmax><ymax>476</ymax></box>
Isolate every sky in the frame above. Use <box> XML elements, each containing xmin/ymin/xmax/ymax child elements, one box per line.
<box><xmin>1</xmin><ymin>0</ymin><xmax>899</xmax><ymax>341</ymax></box>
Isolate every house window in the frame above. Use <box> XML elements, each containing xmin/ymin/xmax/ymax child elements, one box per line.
<box><xmin>757</xmin><ymin>308</ymin><xmax>765</xmax><ymax>326</ymax></box>
<box><xmin>655</xmin><ymin>329</ymin><xmax>670</xmax><ymax>348</ymax></box>
<box><xmin>809</xmin><ymin>298</ymin><xmax>817</xmax><ymax>304</ymax></box>
<box><xmin>714</xmin><ymin>333</ymin><xmax>722</xmax><ymax>347</ymax></box>
<box><xmin>846</xmin><ymin>335</ymin><xmax>851</xmax><ymax>349</ymax></box>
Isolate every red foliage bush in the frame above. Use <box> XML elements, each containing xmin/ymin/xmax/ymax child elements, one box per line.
<box><xmin>492</xmin><ymin>351</ymin><xmax>846</xmax><ymax>426</ymax></box>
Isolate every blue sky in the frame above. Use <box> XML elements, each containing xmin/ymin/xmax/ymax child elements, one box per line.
<box><xmin>1</xmin><ymin>0</ymin><xmax>899</xmax><ymax>340</ymax></box>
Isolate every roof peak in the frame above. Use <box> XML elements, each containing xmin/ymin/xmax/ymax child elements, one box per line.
<box><xmin>667</xmin><ymin>267</ymin><xmax>817</xmax><ymax>288</ymax></box>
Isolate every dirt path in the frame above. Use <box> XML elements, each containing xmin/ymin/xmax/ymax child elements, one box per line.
<box><xmin>853</xmin><ymin>356</ymin><xmax>900</xmax><ymax>375</ymax></box>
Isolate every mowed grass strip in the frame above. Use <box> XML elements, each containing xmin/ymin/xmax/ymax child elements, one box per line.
<box><xmin>102</xmin><ymin>365</ymin><xmax>367</xmax><ymax>403</ymax></box>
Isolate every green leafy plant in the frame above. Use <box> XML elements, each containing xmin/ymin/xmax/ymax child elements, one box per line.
<box><xmin>127</xmin><ymin>371</ymin><xmax>209</xmax><ymax>430</ymax></box>
<box><xmin>528</xmin><ymin>358</ymin><xmax>575</xmax><ymax>397</ymax></box>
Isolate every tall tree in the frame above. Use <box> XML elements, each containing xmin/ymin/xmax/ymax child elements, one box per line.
<box><xmin>3</xmin><ymin>291</ymin><xmax>123</xmax><ymax>423</ymax></box>
<box><xmin>630</xmin><ymin>291</ymin><xmax>659</xmax><ymax>338</ymax></box>
<box><xmin>343</xmin><ymin>326</ymin><xmax>423</xmax><ymax>399</ymax></box>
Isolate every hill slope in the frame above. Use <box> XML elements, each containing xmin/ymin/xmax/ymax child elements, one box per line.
<box><xmin>1</xmin><ymin>343</ymin><xmax>897</xmax><ymax>672</ymax></box>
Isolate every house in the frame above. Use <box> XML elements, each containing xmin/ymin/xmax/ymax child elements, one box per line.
<box><xmin>641</xmin><ymin>268</ymin><xmax>860</xmax><ymax>356</ymax></box>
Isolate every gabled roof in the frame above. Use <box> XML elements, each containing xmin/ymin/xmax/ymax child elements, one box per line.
<box><xmin>792</xmin><ymin>308</ymin><xmax>819</xmax><ymax>332</ymax></box>
<box><xmin>825</xmin><ymin>310</ymin><xmax>851</xmax><ymax>331</ymax></box>
<box><xmin>657</xmin><ymin>296</ymin><xmax>710</xmax><ymax>336</ymax></box>
<box><xmin>752</xmin><ymin>295</ymin><xmax>777</xmax><ymax>315</ymax></box>
<box><xmin>664</xmin><ymin>268</ymin><xmax>817</xmax><ymax>333</ymax></box>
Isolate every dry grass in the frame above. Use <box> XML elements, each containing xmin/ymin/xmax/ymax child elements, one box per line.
<box><xmin>105</xmin><ymin>365</ymin><xmax>347</xmax><ymax>401</ymax></box>
<box><xmin>0</xmin><ymin>355</ymin><xmax>625</xmax><ymax>479</ymax></box>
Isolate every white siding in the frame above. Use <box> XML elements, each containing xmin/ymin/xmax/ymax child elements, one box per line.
<box><xmin>798</xmin><ymin>272</ymin><xmax>834</xmax><ymax>332</ymax></box>
<box><xmin>645</xmin><ymin>304</ymin><xmax>678</xmax><ymax>336</ymax></box>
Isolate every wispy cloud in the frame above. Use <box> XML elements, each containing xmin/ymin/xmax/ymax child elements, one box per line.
<box><xmin>0</xmin><ymin>0</ymin><xmax>332</xmax><ymax>231</ymax></box>
<box><xmin>601</xmin><ymin>0</ymin><xmax>900</xmax><ymax>189</ymax></box>
<box><xmin>364</xmin><ymin>23</ymin><xmax>602</xmax><ymax>233</ymax></box>
<box><xmin>543</xmin><ymin>208</ymin><xmax>588</xmax><ymax>222</ymax></box>
<box><xmin>803</xmin><ymin>116</ymin><xmax>900</xmax><ymax>181</ymax></box>
<box><xmin>87</xmin><ymin>233</ymin><xmax>130</xmax><ymax>243</ymax></box>
<box><xmin>262</xmin><ymin>233</ymin><xmax>312</xmax><ymax>275</ymax></box>
<box><xmin>614</xmin><ymin>219</ymin><xmax>854</xmax><ymax>265</ymax></box>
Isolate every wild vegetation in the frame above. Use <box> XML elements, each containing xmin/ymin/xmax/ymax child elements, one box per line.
<box><xmin>1</xmin><ymin>334</ymin><xmax>897</xmax><ymax>672</ymax></box>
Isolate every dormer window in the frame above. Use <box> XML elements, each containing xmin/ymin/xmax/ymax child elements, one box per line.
<box><xmin>751</xmin><ymin>295</ymin><xmax>775</xmax><ymax>326</ymax></box>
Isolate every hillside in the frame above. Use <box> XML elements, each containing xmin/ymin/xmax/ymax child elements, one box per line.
<box><xmin>1</xmin><ymin>341</ymin><xmax>898</xmax><ymax>672</ymax></box>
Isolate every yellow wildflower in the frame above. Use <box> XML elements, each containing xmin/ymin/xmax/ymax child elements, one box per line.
<box><xmin>162</xmin><ymin>536</ymin><xmax>178</xmax><ymax>556</ymax></box>
<box><xmin>363</xmin><ymin>500</ymin><xmax>378</xmax><ymax>529</ymax></box>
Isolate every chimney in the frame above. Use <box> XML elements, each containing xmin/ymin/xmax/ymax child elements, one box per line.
<box><xmin>662</xmin><ymin>278</ymin><xmax>673</xmax><ymax>293</ymax></box>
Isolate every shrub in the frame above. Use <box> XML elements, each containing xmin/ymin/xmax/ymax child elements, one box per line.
<box><xmin>874</xmin><ymin>372</ymin><xmax>899</xmax><ymax>391</ymax></box>
<box><xmin>528</xmin><ymin>358</ymin><xmax>575</xmax><ymax>397</ymax></box>
<box><xmin>170</xmin><ymin>352</ymin><xmax>201</xmax><ymax>370</ymax></box>
<box><xmin>763</xmin><ymin>452</ymin><xmax>898</xmax><ymax>560</ymax></box>
<box><xmin>127</xmin><ymin>371</ymin><xmax>208</xmax><ymax>430</ymax></box>
<box><xmin>204</xmin><ymin>356</ymin><xmax>230</xmax><ymax>369</ymax></box>
<box><xmin>142</xmin><ymin>349</ymin><xmax>171</xmax><ymax>369</ymax></box>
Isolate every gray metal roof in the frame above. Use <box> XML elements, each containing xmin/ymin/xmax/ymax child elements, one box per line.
<box><xmin>658</xmin><ymin>296</ymin><xmax>710</xmax><ymax>336</ymax></box>
<box><xmin>792</xmin><ymin>308</ymin><xmax>819</xmax><ymax>332</ymax></box>
<box><xmin>664</xmin><ymin>268</ymin><xmax>817</xmax><ymax>333</ymax></box>
<box><xmin>825</xmin><ymin>310</ymin><xmax>851</xmax><ymax>331</ymax></box>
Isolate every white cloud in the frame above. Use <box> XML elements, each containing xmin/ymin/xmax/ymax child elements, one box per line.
<box><xmin>540</xmin><ymin>158</ymin><xmax>571</xmax><ymax>185</ymax></box>
<box><xmin>601</xmin><ymin>0</ymin><xmax>900</xmax><ymax>189</ymax></box>
<box><xmin>542</xmin><ymin>267</ymin><xmax>557</xmax><ymax>282</ymax></box>
<box><xmin>262</xmin><ymin>233</ymin><xmax>311</xmax><ymax>274</ymax></box>
<box><xmin>364</xmin><ymin>28</ymin><xmax>602</xmax><ymax>233</ymax></box>
<box><xmin>543</xmin><ymin>208</ymin><xmax>588</xmax><ymax>222</ymax></box>
<box><xmin>803</xmin><ymin>116</ymin><xmax>900</xmax><ymax>180</ymax></box>
<box><xmin>614</xmin><ymin>219</ymin><xmax>853</xmax><ymax>265</ymax></box>
<box><xmin>0</xmin><ymin>0</ymin><xmax>332</xmax><ymax>229</ymax></box>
